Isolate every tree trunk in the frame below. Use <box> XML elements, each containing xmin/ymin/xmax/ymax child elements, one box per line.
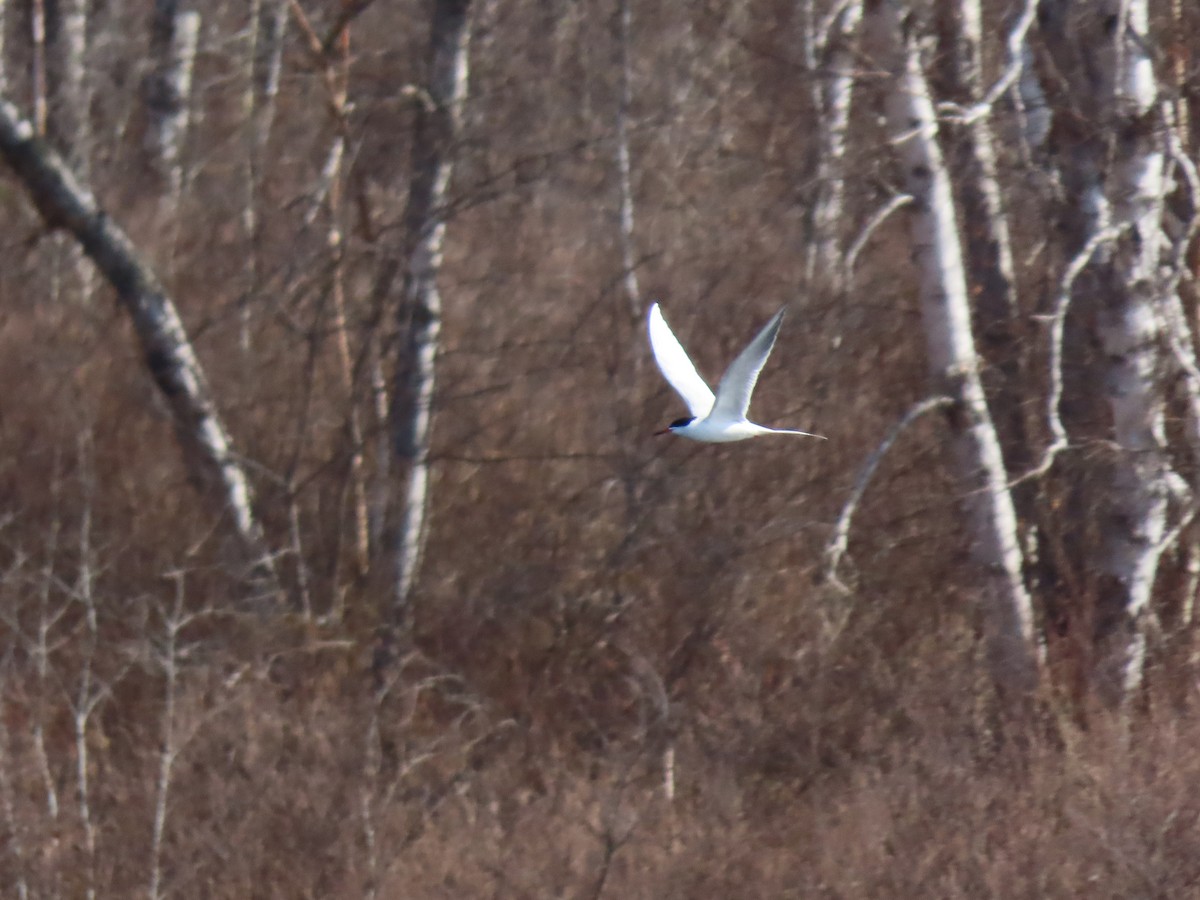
<box><xmin>45</xmin><ymin>0</ymin><xmax>88</xmax><ymax>170</ymax></box>
<box><xmin>44</xmin><ymin>0</ymin><xmax>93</xmax><ymax>301</ymax></box>
<box><xmin>391</xmin><ymin>0</ymin><xmax>472</xmax><ymax>628</ymax></box>
<box><xmin>144</xmin><ymin>0</ymin><xmax>200</xmax><ymax>252</ymax></box>
<box><xmin>935</xmin><ymin>0</ymin><xmax>1027</xmax><ymax>471</ymax></box>
<box><xmin>864</xmin><ymin>0</ymin><xmax>1038</xmax><ymax>698</ymax></box>
<box><xmin>1038</xmin><ymin>0</ymin><xmax>1187</xmax><ymax>705</ymax></box>
<box><xmin>0</xmin><ymin>95</ymin><xmax>277</xmax><ymax>592</ymax></box>
<box><xmin>614</xmin><ymin>0</ymin><xmax>641</xmax><ymax>319</ymax></box>
<box><xmin>805</xmin><ymin>0</ymin><xmax>861</xmax><ymax>288</ymax></box>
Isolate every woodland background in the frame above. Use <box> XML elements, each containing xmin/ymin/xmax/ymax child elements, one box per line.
<box><xmin>1</xmin><ymin>0</ymin><xmax>1199</xmax><ymax>896</ymax></box>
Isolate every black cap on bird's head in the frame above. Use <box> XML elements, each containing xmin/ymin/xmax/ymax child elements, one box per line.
<box><xmin>655</xmin><ymin>416</ymin><xmax>694</xmax><ymax>436</ymax></box>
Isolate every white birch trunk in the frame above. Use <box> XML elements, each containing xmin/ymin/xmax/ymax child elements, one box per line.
<box><xmin>1091</xmin><ymin>0</ymin><xmax>1180</xmax><ymax>703</ymax></box>
<box><xmin>31</xmin><ymin>0</ymin><xmax>47</xmax><ymax>134</ymax></box>
<box><xmin>806</xmin><ymin>0</ymin><xmax>861</xmax><ymax>287</ymax></box>
<box><xmin>45</xmin><ymin>0</ymin><xmax>93</xmax><ymax>301</ymax></box>
<box><xmin>0</xmin><ymin>96</ymin><xmax>277</xmax><ymax>590</ymax></box>
<box><xmin>939</xmin><ymin>0</ymin><xmax>1019</xmax><ymax>332</ymax></box>
<box><xmin>145</xmin><ymin>0</ymin><xmax>200</xmax><ymax>257</ymax></box>
<box><xmin>937</xmin><ymin>0</ymin><xmax>1032</xmax><ymax>485</ymax></box>
<box><xmin>1039</xmin><ymin>0</ymin><xmax>1185</xmax><ymax>704</ymax></box>
<box><xmin>393</xmin><ymin>0</ymin><xmax>472</xmax><ymax>624</ymax></box>
<box><xmin>865</xmin><ymin>0</ymin><xmax>1038</xmax><ymax>696</ymax></box>
<box><xmin>45</xmin><ymin>0</ymin><xmax>88</xmax><ymax>171</ymax></box>
<box><xmin>614</xmin><ymin>0</ymin><xmax>641</xmax><ymax>318</ymax></box>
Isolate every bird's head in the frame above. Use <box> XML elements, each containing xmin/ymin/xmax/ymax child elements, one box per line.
<box><xmin>655</xmin><ymin>416</ymin><xmax>695</xmax><ymax>436</ymax></box>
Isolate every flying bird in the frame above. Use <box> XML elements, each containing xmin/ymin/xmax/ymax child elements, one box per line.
<box><xmin>647</xmin><ymin>302</ymin><xmax>824</xmax><ymax>443</ymax></box>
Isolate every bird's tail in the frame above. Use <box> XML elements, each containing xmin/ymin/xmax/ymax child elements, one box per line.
<box><xmin>768</xmin><ymin>428</ymin><xmax>826</xmax><ymax>439</ymax></box>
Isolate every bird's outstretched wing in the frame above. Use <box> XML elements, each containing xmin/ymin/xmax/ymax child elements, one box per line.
<box><xmin>711</xmin><ymin>306</ymin><xmax>786</xmax><ymax>421</ymax></box>
<box><xmin>647</xmin><ymin>303</ymin><xmax>715</xmax><ymax>418</ymax></box>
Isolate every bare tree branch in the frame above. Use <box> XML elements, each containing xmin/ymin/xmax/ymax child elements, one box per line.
<box><xmin>865</xmin><ymin>0</ymin><xmax>1039</xmax><ymax>696</ymax></box>
<box><xmin>826</xmin><ymin>395</ymin><xmax>953</xmax><ymax>591</ymax></box>
<box><xmin>1017</xmin><ymin>223</ymin><xmax>1129</xmax><ymax>485</ymax></box>
<box><xmin>806</xmin><ymin>0</ymin><xmax>863</xmax><ymax>287</ymax></box>
<box><xmin>940</xmin><ymin>0</ymin><xmax>1038</xmax><ymax>125</ymax></box>
<box><xmin>0</xmin><ymin>96</ymin><xmax>278</xmax><ymax>592</ymax></box>
<box><xmin>843</xmin><ymin>192</ymin><xmax>912</xmax><ymax>278</ymax></box>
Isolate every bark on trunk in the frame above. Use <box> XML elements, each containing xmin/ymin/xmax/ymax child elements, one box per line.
<box><xmin>45</xmin><ymin>0</ymin><xmax>88</xmax><ymax>171</ymax></box>
<box><xmin>1038</xmin><ymin>0</ymin><xmax>1186</xmax><ymax>705</ymax></box>
<box><xmin>1089</xmin><ymin>0</ymin><xmax>1182</xmax><ymax>704</ymax></box>
<box><xmin>31</xmin><ymin>0</ymin><xmax>47</xmax><ymax>134</ymax></box>
<box><xmin>865</xmin><ymin>0</ymin><xmax>1038</xmax><ymax>697</ymax></box>
<box><xmin>614</xmin><ymin>0</ymin><xmax>641</xmax><ymax>319</ymax></box>
<box><xmin>935</xmin><ymin>0</ymin><xmax>1026</xmax><ymax>470</ymax></box>
<box><xmin>145</xmin><ymin>0</ymin><xmax>200</xmax><ymax>226</ymax></box>
<box><xmin>806</xmin><ymin>0</ymin><xmax>861</xmax><ymax>288</ymax></box>
<box><xmin>391</xmin><ymin>0</ymin><xmax>472</xmax><ymax>626</ymax></box>
<box><xmin>45</xmin><ymin>0</ymin><xmax>93</xmax><ymax>301</ymax></box>
<box><xmin>0</xmin><ymin>95</ymin><xmax>277</xmax><ymax>591</ymax></box>
<box><xmin>326</xmin><ymin>20</ymin><xmax>371</xmax><ymax>578</ymax></box>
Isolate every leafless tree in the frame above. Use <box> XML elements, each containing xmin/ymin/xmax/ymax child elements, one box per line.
<box><xmin>805</xmin><ymin>0</ymin><xmax>862</xmax><ymax>288</ymax></box>
<box><xmin>3</xmin><ymin>1</ymin><xmax>1200</xmax><ymax>892</ymax></box>
<box><xmin>0</xmin><ymin>97</ymin><xmax>278</xmax><ymax>593</ymax></box>
<box><xmin>864</xmin><ymin>0</ymin><xmax>1038</xmax><ymax>697</ymax></box>
<box><xmin>390</xmin><ymin>0</ymin><xmax>472</xmax><ymax>628</ymax></box>
<box><xmin>43</xmin><ymin>0</ymin><xmax>93</xmax><ymax>301</ymax></box>
<box><xmin>144</xmin><ymin>0</ymin><xmax>200</xmax><ymax>261</ymax></box>
<box><xmin>1038</xmin><ymin>0</ymin><xmax>1190</xmax><ymax>704</ymax></box>
<box><xmin>935</xmin><ymin>0</ymin><xmax>1029</xmax><ymax>476</ymax></box>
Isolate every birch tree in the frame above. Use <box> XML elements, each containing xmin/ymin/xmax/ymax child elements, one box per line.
<box><xmin>614</xmin><ymin>0</ymin><xmax>641</xmax><ymax>320</ymax></box>
<box><xmin>391</xmin><ymin>0</ymin><xmax>472</xmax><ymax>627</ymax></box>
<box><xmin>863</xmin><ymin>0</ymin><xmax>1037</xmax><ymax>697</ymax></box>
<box><xmin>0</xmin><ymin>96</ymin><xmax>277</xmax><ymax>592</ymax></box>
<box><xmin>144</xmin><ymin>0</ymin><xmax>200</xmax><ymax>258</ymax></box>
<box><xmin>44</xmin><ymin>0</ymin><xmax>93</xmax><ymax>301</ymax></box>
<box><xmin>934</xmin><ymin>0</ymin><xmax>1029</xmax><ymax>475</ymax></box>
<box><xmin>805</xmin><ymin>0</ymin><xmax>862</xmax><ymax>288</ymax></box>
<box><xmin>44</xmin><ymin>0</ymin><xmax>89</xmax><ymax>173</ymax></box>
<box><xmin>1036</xmin><ymin>0</ymin><xmax>1191</xmax><ymax>705</ymax></box>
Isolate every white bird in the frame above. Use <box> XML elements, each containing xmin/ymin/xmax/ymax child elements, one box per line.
<box><xmin>647</xmin><ymin>302</ymin><xmax>824</xmax><ymax>443</ymax></box>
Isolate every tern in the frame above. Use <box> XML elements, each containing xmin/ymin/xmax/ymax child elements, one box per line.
<box><xmin>648</xmin><ymin>302</ymin><xmax>823</xmax><ymax>443</ymax></box>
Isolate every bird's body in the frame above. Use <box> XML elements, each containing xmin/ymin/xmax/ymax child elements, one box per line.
<box><xmin>661</xmin><ymin>416</ymin><xmax>788</xmax><ymax>443</ymax></box>
<box><xmin>647</xmin><ymin>302</ymin><xmax>822</xmax><ymax>443</ymax></box>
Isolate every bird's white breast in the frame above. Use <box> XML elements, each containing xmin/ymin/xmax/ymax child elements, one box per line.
<box><xmin>675</xmin><ymin>419</ymin><xmax>767</xmax><ymax>443</ymax></box>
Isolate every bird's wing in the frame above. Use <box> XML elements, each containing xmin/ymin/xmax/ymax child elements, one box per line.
<box><xmin>647</xmin><ymin>303</ymin><xmax>715</xmax><ymax>418</ymax></box>
<box><xmin>711</xmin><ymin>306</ymin><xmax>786</xmax><ymax>421</ymax></box>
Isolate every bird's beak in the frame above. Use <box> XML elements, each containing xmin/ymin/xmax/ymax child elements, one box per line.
<box><xmin>653</xmin><ymin>427</ymin><xmax>671</xmax><ymax>436</ymax></box>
